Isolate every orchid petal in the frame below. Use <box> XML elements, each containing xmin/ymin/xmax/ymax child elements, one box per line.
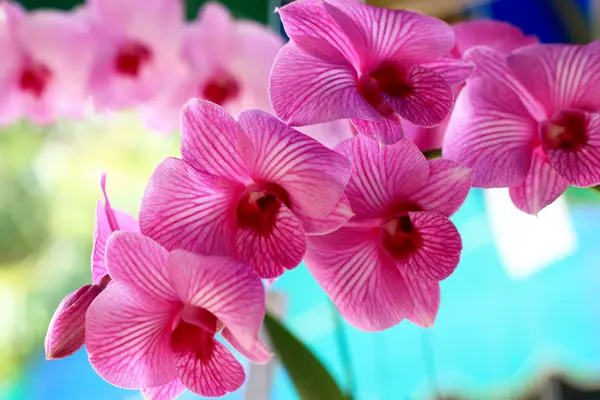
<box><xmin>181</xmin><ymin>99</ymin><xmax>249</xmax><ymax>182</ymax></box>
<box><xmin>509</xmin><ymin>148</ymin><xmax>568</xmax><ymax>214</ymax></box>
<box><xmin>406</xmin><ymin>159</ymin><xmax>472</xmax><ymax>217</ymax></box>
<box><xmin>86</xmin><ymin>283</ymin><xmax>178</xmax><ymax>389</ymax></box>
<box><xmin>238</xmin><ymin>109</ymin><xmax>351</xmax><ymax>218</ymax></box>
<box><xmin>298</xmin><ymin>195</ymin><xmax>354</xmax><ymax>235</ymax></box>
<box><xmin>405</xmin><ymin>277</ymin><xmax>440</xmax><ymax>328</ymax></box>
<box><xmin>443</xmin><ymin>77</ymin><xmax>537</xmax><ymax>188</ymax></box>
<box><xmin>168</xmin><ymin>251</ymin><xmax>266</xmax><ymax>351</ymax></box>
<box><xmin>350</xmin><ymin>115</ymin><xmax>404</xmax><ymax>145</ymax></box>
<box><xmin>453</xmin><ymin>20</ymin><xmax>538</xmax><ymax>56</ymax></box>
<box><xmin>336</xmin><ymin>136</ymin><xmax>429</xmax><ymax>218</ymax></box>
<box><xmin>422</xmin><ymin>56</ymin><xmax>474</xmax><ymax>86</ymax></box>
<box><xmin>401</xmin><ymin>118</ymin><xmax>448</xmax><ymax>152</ymax></box>
<box><xmin>142</xmin><ymin>379</ymin><xmax>186</xmax><ymax>400</ymax></box>
<box><xmin>140</xmin><ymin>157</ymin><xmax>240</xmax><ymax>257</ymax></box>
<box><xmin>221</xmin><ymin>328</ymin><xmax>273</xmax><ymax>364</ymax></box>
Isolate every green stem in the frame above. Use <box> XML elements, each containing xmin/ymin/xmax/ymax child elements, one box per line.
<box><xmin>422</xmin><ymin>148</ymin><xmax>442</xmax><ymax>160</ymax></box>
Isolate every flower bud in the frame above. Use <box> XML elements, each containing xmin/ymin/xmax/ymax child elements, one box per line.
<box><xmin>45</xmin><ymin>284</ymin><xmax>103</xmax><ymax>360</ymax></box>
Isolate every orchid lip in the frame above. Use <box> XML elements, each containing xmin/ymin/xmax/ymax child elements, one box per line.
<box><xmin>541</xmin><ymin>109</ymin><xmax>588</xmax><ymax>152</ymax></box>
<box><xmin>236</xmin><ymin>182</ymin><xmax>291</xmax><ymax>237</ymax></box>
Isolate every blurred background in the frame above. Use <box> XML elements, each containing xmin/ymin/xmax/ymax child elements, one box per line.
<box><xmin>2</xmin><ymin>0</ymin><xmax>600</xmax><ymax>399</ymax></box>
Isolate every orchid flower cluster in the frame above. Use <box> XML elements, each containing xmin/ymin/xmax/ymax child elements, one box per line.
<box><xmin>41</xmin><ymin>0</ymin><xmax>600</xmax><ymax>398</ymax></box>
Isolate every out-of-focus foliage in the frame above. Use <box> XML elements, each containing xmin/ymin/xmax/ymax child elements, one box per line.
<box><xmin>0</xmin><ymin>113</ymin><xmax>178</xmax><ymax>380</ymax></box>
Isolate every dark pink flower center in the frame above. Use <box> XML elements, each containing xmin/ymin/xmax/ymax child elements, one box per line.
<box><xmin>170</xmin><ymin>305</ymin><xmax>223</xmax><ymax>361</ymax></box>
<box><xmin>114</xmin><ymin>42</ymin><xmax>152</xmax><ymax>77</ymax></box>
<box><xmin>542</xmin><ymin>109</ymin><xmax>588</xmax><ymax>151</ymax></box>
<box><xmin>201</xmin><ymin>74</ymin><xmax>240</xmax><ymax>106</ymax></box>
<box><xmin>236</xmin><ymin>183</ymin><xmax>290</xmax><ymax>237</ymax></box>
<box><xmin>381</xmin><ymin>215</ymin><xmax>422</xmax><ymax>261</ymax></box>
<box><xmin>19</xmin><ymin>62</ymin><xmax>52</xmax><ymax>98</ymax></box>
<box><xmin>357</xmin><ymin>62</ymin><xmax>413</xmax><ymax>116</ymax></box>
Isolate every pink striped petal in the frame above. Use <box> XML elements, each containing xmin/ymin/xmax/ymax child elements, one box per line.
<box><xmin>393</xmin><ymin>212</ymin><xmax>462</xmax><ymax>282</ymax></box>
<box><xmin>383</xmin><ymin>65</ymin><xmax>453</xmax><ymax>128</ymax></box>
<box><xmin>45</xmin><ymin>284</ymin><xmax>103</xmax><ymax>360</ymax></box>
<box><xmin>422</xmin><ymin>56</ymin><xmax>474</xmax><ymax>86</ymax></box>
<box><xmin>306</xmin><ymin>226</ymin><xmax>411</xmax><ymax>331</ymax></box>
<box><xmin>270</xmin><ymin>40</ymin><xmax>378</xmax><ymax>126</ymax></box>
<box><xmin>181</xmin><ymin>100</ymin><xmax>249</xmax><ymax>182</ymax></box>
<box><xmin>325</xmin><ymin>0</ymin><xmax>454</xmax><ymax>64</ymax></box>
<box><xmin>174</xmin><ymin>337</ymin><xmax>245</xmax><ymax>397</ymax></box>
<box><xmin>86</xmin><ymin>283</ymin><xmax>178</xmax><ymax>389</ymax></box>
<box><xmin>276</xmin><ymin>0</ymin><xmax>359</xmax><ymax>65</ymax></box>
<box><xmin>544</xmin><ymin>112</ymin><xmax>600</xmax><ymax>187</ymax></box>
<box><xmin>235</xmin><ymin>202</ymin><xmax>307</xmax><ymax>278</ymax></box>
<box><xmin>105</xmin><ymin>231</ymin><xmax>177</xmax><ymax>302</ymax></box>
<box><xmin>405</xmin><ymin>277</ymin><xmax>440</xmax><ymax>328</ymax></box>
<box><xmin>508</xmin><ymin>43</ymin><xmax>600</xmax><ymax>114</ymax></box>
<box><xmin>298</xmin><ymin>195</ymin><xmax>354</xmax><ymax>235</ymax></box>
<box><xmin>142</xmin><ymin>379</ymin><xmax>186</xmax><ymax>400</ymax></box>
<box><xmin>406</xmin><ymin>159</ymin><xmax>472</xmax><ymax>217</ymax></box>
<box><xmin>238</xmin><ymin>110</ymin><xmax>351</xmax><ymax>218</ymax></box>
<box><xmin>443</xmin><ymin>78</ymin><xmax>537</xmax><ymax>188</ymax></box>
<box><xmin>221</xmin><ymin>328</ymin><xmax>273</xmax><ymax>364</ymax></box>
<box><xmin>140</xmin><ymin>157</ymin><xmax>240</xmax><ymax>257</ymax></box>
<box><xmin>350</xmin><ymin>114</ymin><xmax>404</xmax><ymax>145</ymax></box>
<box><xmin>336</xmin><ymin>136</ymin><xmax>429</xmax><ymax>218</ymax></box>
<box><xmin>91</xmin><ymin>174</ymin><xmax>139</xmax><ymax>285</ymax></box>
<box><xmin>453</xmin><ymin>20</ymin><xmax>538</xmax><ymax>56</ymax></box>
<box><xmin>168</xmin><ymin>251</ymin><xmax>266</xmax><ymax>351</ymax></box>
<box><xmin>509</xmin><ymin>148</ymin><xmax>569</xmax><ymax>215</ymax></box>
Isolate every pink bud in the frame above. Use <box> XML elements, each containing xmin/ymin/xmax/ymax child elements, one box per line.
<box><xmin>45</xmin><ymin>284</ymin><xmax>103</xmax><ymax>360</ymax></box>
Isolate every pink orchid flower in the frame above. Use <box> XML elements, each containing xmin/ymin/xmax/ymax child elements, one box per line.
<box><xmin>0</xmin><ymin>2</ymin><xmax>95</xmax><ymax>125</ymax></box>
<box><xmin>140</xmin><ymin>99</ymin><xmax>352</xmax><ymax>279</ymax></box>
<box><xmin>85</xmin><ymin>231</ymin><xmax>270</xmax><ymax>398</ymax></box>
<box><xmin>404</xmin><ymin>19</ymin><xmax>538</xmax><ymax>151</ymax></box>
<box><xmin>444</xmin><ymin>41</ymin><xmax>600</xmax><ymax>214</ymax></box>
<box><xmin>45</xmin><ymin>174</ymin><xmax>138</xmax><ymax>359</ymax></box>
<box><xmin>85</xmin><ymin>0</ymin><xmax>185</xmax><ymax>110</ymax></box>
<box><xmin>306</xmin><ymin>136</ymin><xmax>471</xmax><ymax>331</ymax></box>
<box><xmin>142</xmin><ymin>2</ymin><xmax>283</xmax><ymax>133</ymax></box>
<box><xmin>269</xmin><ymin>0</ymin><xmax>472</xmax><ymax>145</ymax></box>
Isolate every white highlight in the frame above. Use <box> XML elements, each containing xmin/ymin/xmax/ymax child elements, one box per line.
<box><xmin>484</xmin><ymin>189</ymin><xmax>577</xmax><ymax>280</ymax></box>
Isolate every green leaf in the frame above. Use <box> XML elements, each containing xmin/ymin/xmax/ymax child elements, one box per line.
<box><xmin>264</xmin><ymin>312</ymin><xmax>348</xmax><ymax>400</ymax></box>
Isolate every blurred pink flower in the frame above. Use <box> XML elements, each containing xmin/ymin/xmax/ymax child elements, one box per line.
<box><xmin>270</xmin><ymin>0</ymin><xmax>472</xmax><ymax>145</ymax></box>
<box><xmin>404</xmin><ymin>19</ymin><xmax>537</xmax><ymax>151</ymax></box>
<box><xmin>45</xmin><ymin>174</ymin><xmax>138</xmax><ymax>359</ymax></box>
<box><xmin>306</xmin><ymin>136</ymin><xmax>471</xmax><ymax>331</ymax></box>
<box><xmin>298</xmin><ymin>119</ymin><xmax>356</xmax><ymax>149</ymax></box>
<box><xmin>140</xmin><ymin>100</ymin><xmax>352</xmax><ymax>278</ymax></box>
<box><xmin>85</xmin><ymin>0</ymin><xmax>186</xmax><ymax>110</ymax></box>
<box><xmin>0</xmin><ymin>2</ymin><xmax>95</xmax><ymax>125</ymax></box>
<box><xmin>142</xmin><ymin>2</ymin><xmax>284</xmax><ymax>133</ymax></box>
<box><xmin>444</xmin><ymin>42</ymin><xmax>600</xmax><ymax>214</ymax></box>
<box><xmin>86</xmin><ymin>231</ymin><xmax>269</xmax><ymax>397</ymax></box>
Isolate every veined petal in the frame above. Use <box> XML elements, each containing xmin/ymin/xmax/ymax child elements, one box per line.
<box><xmin>544</xmin><ymin>112</ymin><xmax>600</xmax><ymax>187</ymax></box>
<box><xmin>45</xmin><ymin>284</ymin><xmax>103</xmax><ymax>360</ymax></box>
<box><xmin>167</xmin><ymin>251</ymin><xmax>266</xmax><ymax>352</ymax></box>
<box><xmin>350</xmin><ymin>114</ymin><xmax>404</xmax><ymax>145</ymax></box>
<box><xmin>453</xmin><ymin>20</ymin><xmax>538</xmax><ymax>56</ymax></box>
<box><xmin>508</xmin><ymin>43</ymin><xmax>600</xmax><ymax>114</ymax></box>
<box><xmin>174</xmin><ymin>337</ymin><xmax>245</xmax><ymax>397</ymax></box>
<box><xmin>336</xmin><ymin>136</ymin><xmax>429</xmax><ymax>218</ymax></box>
<box><xmin>406</xmin><ymin>159</ymin><xmax>472</xmax><ymax>217</ymax></box>
<box><xmin>306</xmin><ymin>226</ymin><xmax>412</xmax><ymax>331</ymax></box>
<box><xmin>221</xmin><ymin>328</ymin><xmax>273</xmax><ymax>364</ymax></box>
<box><xmin>181</xmin><ymin>100</ymin><xmax>249</xmax><ymax>182</ymax></box>
<box><xmin>298</xmin><ymin>195</ymin><xmax>354</xmax><ymax>235</ymax></box>
<box><xmin>277</xmin><ymin>0</ymin><xmax>359</xmax><ymax>65</ymax></box>
<box><xmin>270</xmin><ymin>41</ymin><xmax>378</xmax><ymax>126</ymax></box>
<box><xmin>394</xmin><ymin>212</ymin><xmax>462</xmax><ymax>282</ymax></box>
<box><xmin>384</xmin><ymin>65</ymin><xmax>453</xmax><ymax>127</ymax></box>
<box><xmin>405</xmin><ymin>276</ymin><xmax>440</xmax><ymax>328</ymax></box>
<box><xmin>140</xmin><ymin>157</ymin><xmax>240</xmax><ymax>257</ymax></box>
<box><xmin>443</xmin><ymin>77</ymin><xmax>537</xmax><ymax>188</ymax></box>
<box><xmin>235</xmin><ymin>203</ymin><xmax>307</xmax><ymax>279</ymax></box>
<box><xmin>325</xmin><ymin>0</ymin><xmax>454</xmax><ymax>65</ymax></box>
<box><xmin>422</xmin><ymin>56</ymin><xmax>474</xmax><ymax>87</ymax></box>
<box><xmin>238</xmin><ymin>110</ymin><xmax>351</xmax><ymax>218</ymax></box>
<box><xmin>86</xmin><ymin>283</ymin><xmax>178</xmax><ymax>389</ymax></box>
<box><xmin>509</xmin><ymin>147</ymin><xmax>568</xmax><ymax>215</ymax></box>
<box><xmin>142</xmin><ymin>379</ymin><xmax>186</xmax><ymax>400</ymax></box>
